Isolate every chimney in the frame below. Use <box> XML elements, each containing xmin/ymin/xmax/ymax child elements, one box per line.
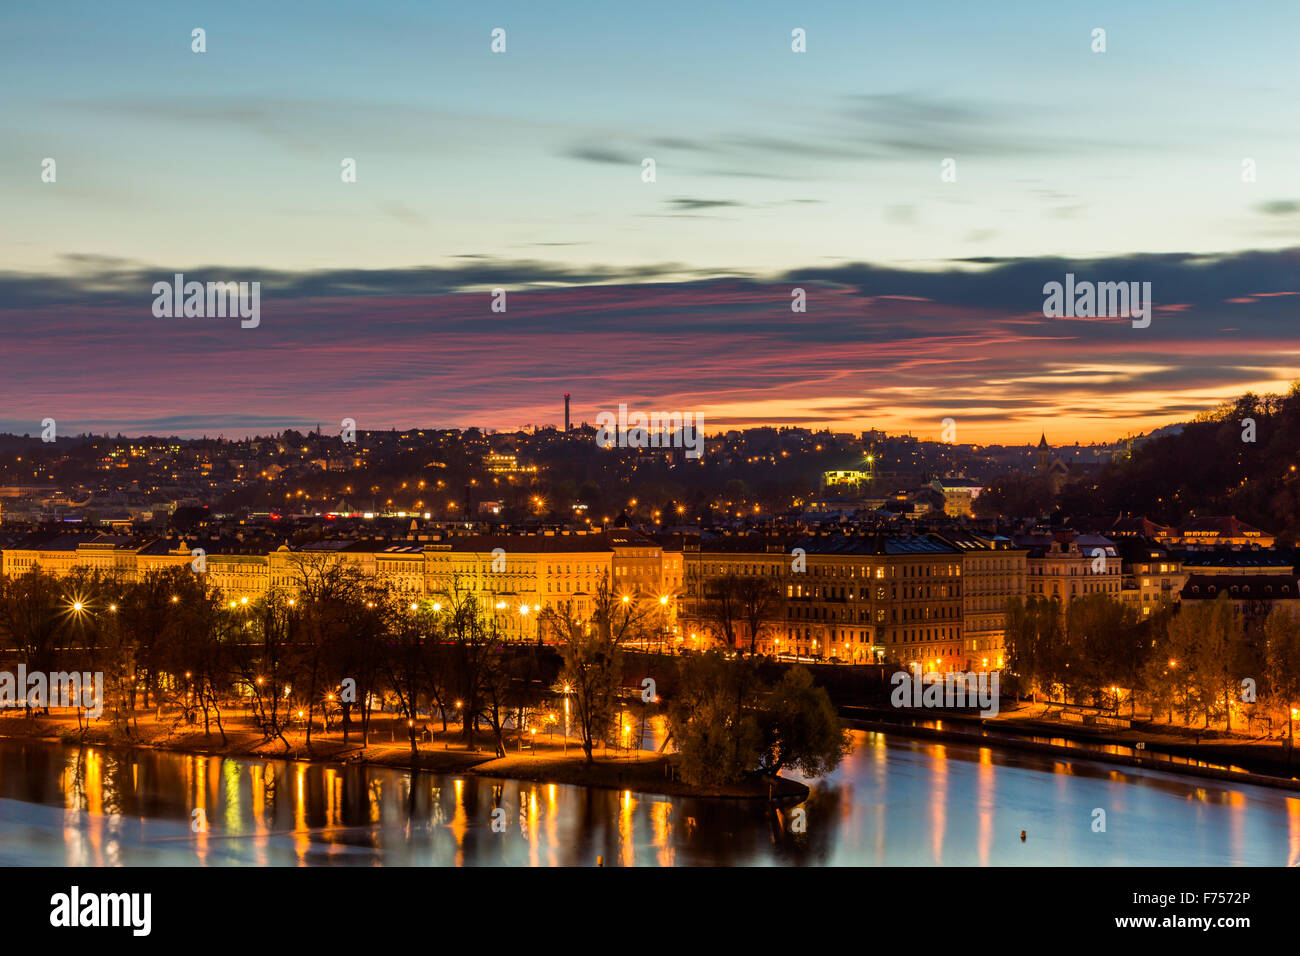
<box><xmin>564</xmin><ymin>393</ymin><xmax>571</xmax><ymax>432</ymax></box>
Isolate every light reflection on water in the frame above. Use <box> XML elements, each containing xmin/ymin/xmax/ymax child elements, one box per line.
<box><xmin>1</xmin><ymin>730</ymin><xmax>1298</xmax><ymax>866</ymax></box>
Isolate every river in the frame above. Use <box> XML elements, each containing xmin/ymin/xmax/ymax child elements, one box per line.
<box><xmin>0</xmin><ymin>730</ymin><xmax>1296</xmax><ymax>865</ymax></box>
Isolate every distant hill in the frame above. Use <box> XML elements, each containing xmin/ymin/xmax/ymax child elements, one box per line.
<box><xmin>1069</xmin><ymin>385</ymin><xmax>1300</xmax><ymax>541</ymax></box>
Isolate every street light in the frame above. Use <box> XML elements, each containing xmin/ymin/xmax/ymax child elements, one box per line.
<box><xmin>562</xmin><ymin>685</ymin><xmax>571</xmax><ymax>754</ymax></box>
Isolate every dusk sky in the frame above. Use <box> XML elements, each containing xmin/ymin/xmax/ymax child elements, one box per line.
<box><xmin>2</xmin><ymin>0</ymin><xmax>1299</xmax><ymax>443</ymax></box>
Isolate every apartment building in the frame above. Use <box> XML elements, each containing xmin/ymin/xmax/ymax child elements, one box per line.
<box><xmin>1019</xmin><ymin>533</ymin><xmax>1122</xmax><ymax>602</ymax></box>
<box><xmin>424</xmin><ymin>532</ymin><xmax>617</xmax><ymax>641</ymax></box>
<box><xmin>2</xmin><ymin>528</ymin><xmax>682</xmax><ymax>641</ymax></box>
<box><xmin>1115</xmin><ymin>538</ymin><xmax>1185</xmax><ymax>617</ymax></box>
<box><xmin>938</xmin><ymin>531</ymin><xmax>1026</xmax><ymax>669</ymax></box>
<box><xmin>1180</xmin><ymin>574</ymin><xmax>1300</xmax><ymax>619</ymax></box>
<box><xmin>682</xmin><ymin>532</ymin><xmax>972</xmax><ymax>670</ymax></box>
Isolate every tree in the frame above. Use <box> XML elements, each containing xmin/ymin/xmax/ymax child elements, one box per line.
<box><xmin>543</xmin><ymin>602</ymin><xmax>622</xmax><ymax>763</ymax></box>
<box><xmin>1063</xmin><ymin>593</ymin><xmax>1140</xmax><ymax>707</ymax></box>
<box><xmin>693</xmin><ymin>573</ymin><xmax>745</xmax><ymax>649</ymax></box>
<box><xmin>1198</xmin><ymin>595</ymin><xmax>1245</xmax><ymax>731</ymax></box>
<box><xmin>1263</xmin><ymin>609</ymin><xmax>1300</xmax><ymax>743</ymax></box>
<box><xmin>117</xmin><ymin>567</ymin><xmax>198</xmax><ymax>714</ymax></box>
<box><xmin>285</xmin><ymin>553</ymin><xmax>370</xmax><ymax>751</ymax></box>
<box><xmin>1161</xmin><ymin>602</ymin><xmax>1215</xmax><ymax>725</ymax></box>
<box><xmin>379</xmin><ymin>595</ymin><xmax>437</xmax><ymax>762</ymax></box>
<box><xmin>0</xmin><ymin>567</ymin><xmax>67</xmax><ymax>715</ymax></box>
<box><xmin>231</xmin><ymin>592</ymin><xmax>297</xmax><ymax>750</ymax></box>
<box><xmin>1004</xmin><ymin>596</ymin><xmax>1063</xmax><ymax>702</ymax></box>
<box><xmin>667</xmin><ymin>650</ymin><xmax>764</xmax><ymax>786</ymax></box>
<box><xmin>737</xmin><ymin>575</ymin><xmax>784</xmax><ymax>657</ymax></box>
<box><xmin>757</xmin><ymin>666</ymin><xmax>849</xmax><ymax>777</ymax></box>
<box><xmin>436</xmin><ymin>579</ymin><xmax>499</xmax><ymax>750</ymax></box>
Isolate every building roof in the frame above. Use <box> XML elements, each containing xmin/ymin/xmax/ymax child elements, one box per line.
<box><xmin>431</xmin><ymin>533</ymin><xmax>615</xmax><ymax>555</ymax></box>
<box><xmin>1179</xmin><ymin>548</ymin><xmax>1295</xmax><ymax>569</ymax></box>
<box><xmin>1109</xmin><ymin>516</ymin><xmax>1175</xmax><ymax>537</ymax></box>
<box><xmin>696</xmin><ymin>532</ymin><xmax>960</xmax><ymax>557</ymax></box>
<box><xmin>1177</xmin><ymin>515</ymin><xmax>1272</xmax><ymax>538</ymax></box>
<box><xmin>1181</xmin><ymin>574</ymin><xmax>1300</xmax><ymax>600</ymax></box>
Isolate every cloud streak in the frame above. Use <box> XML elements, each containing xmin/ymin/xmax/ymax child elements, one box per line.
<box><xmin>2</xmin><ymin>249</ymin><xmax>1297</xmax><ymax>442</ymax></box>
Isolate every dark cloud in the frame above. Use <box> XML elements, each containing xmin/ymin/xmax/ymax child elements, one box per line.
<box><xmin>0</xmin><ymin>258</ymin><xmax>694</xmax><ymax>308</ymax></box>
<box><xmin>562</xmin><ymin>145</ymin><xmax>641</xmax><ymax>166</ymax></box>
<box><xmin>667</xmin><ymin>198</ymin><xmax>746</xmax><ymax>211</ymax></box>
<box><xmin>2</xmin><ymin>248</ymin><xmax>1297</xmax><ymax>440</ymax></box>
<box><xmin>1255</xmin><ymin>200</ymin><xmax>1300</xmax><ymax>216</ymax></box>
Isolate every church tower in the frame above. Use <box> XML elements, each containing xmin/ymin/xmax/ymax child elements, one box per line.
<box><xmin>1036</xmin><ymin>433</ymin><xmax>1050</xmax><ymax>473</ymax></box>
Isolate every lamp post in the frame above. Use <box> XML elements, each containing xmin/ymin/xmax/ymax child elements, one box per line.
<box><xmin>562</xmin><ymin>684</ymin><xmax>571</xmax><ymax>754</ymax></box>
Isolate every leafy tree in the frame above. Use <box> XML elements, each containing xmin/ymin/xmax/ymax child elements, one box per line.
<box><xmin>692</xmin><ymin>573</ymin><xmax>745</xmax><ymax>649</ymax></box>
<box><xmin>543</xmin><ymin>602</ymin><xmax>622</xmax><ymax>763</ymax></box>
<box><xmin>667</xmin><ymin>650</ymin><xmax>763</xmax><ymax>786</ymax></box>
<box><xmin>737</xmin><ymin>575</ymin><xmax>784</xmax><ymax>657</ymax></box>
<box><xmin>1263</xmin><ymin>609</ymin><xmax>1300</xmax><ymax>742</ymax></box>
<box><xmin>0</xmin><ymin>567</ymin><xmax>68</xmax><ymax>714</ymax></box>
<box><xmin>1004</xmin><ymin>596</ymin><xmax>1063</xmax><ymax>702</ymax></box>
<box><xmin>757</xmin><ymin>666</ymin><xmax>849</xmax><ymax>777</ymax></box>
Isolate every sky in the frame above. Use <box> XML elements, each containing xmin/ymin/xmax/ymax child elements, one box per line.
<box><xmin>2</xmin><ymin>0</ymin><xmax>1298</xmax><ymax>443</ymax></box>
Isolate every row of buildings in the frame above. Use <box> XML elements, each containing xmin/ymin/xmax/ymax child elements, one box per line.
<box><xmin>1</xmin><ymin>524</ymin><xmax>1295</xmax><ymax>671</ymax></box>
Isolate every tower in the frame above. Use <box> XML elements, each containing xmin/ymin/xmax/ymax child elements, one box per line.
<box><xmin>564</xmin><ymin>393</ymin><xmax>570</xmax><ymax>432</ymax></box>
<box><xmin>1037</xmin><ymin>433</ymin><xmax>1050</xmax><ymax>473</ymax></box>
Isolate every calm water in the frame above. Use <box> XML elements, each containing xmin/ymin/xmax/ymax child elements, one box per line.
<box><xmin>0</xmin><ymin>731</ymin><xmax>1297</xmax><ymax>866</ymax></box>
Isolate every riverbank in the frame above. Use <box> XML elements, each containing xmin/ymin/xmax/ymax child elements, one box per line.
<box><xmin>0</xmin><ymin>711</ymin><xmax>808</xmax><ymax>802</ymax></box>
<box><xmin>843</xmin><ymin>700</ymin><xmax>1300</xmax><ymax>791</ymax></box>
